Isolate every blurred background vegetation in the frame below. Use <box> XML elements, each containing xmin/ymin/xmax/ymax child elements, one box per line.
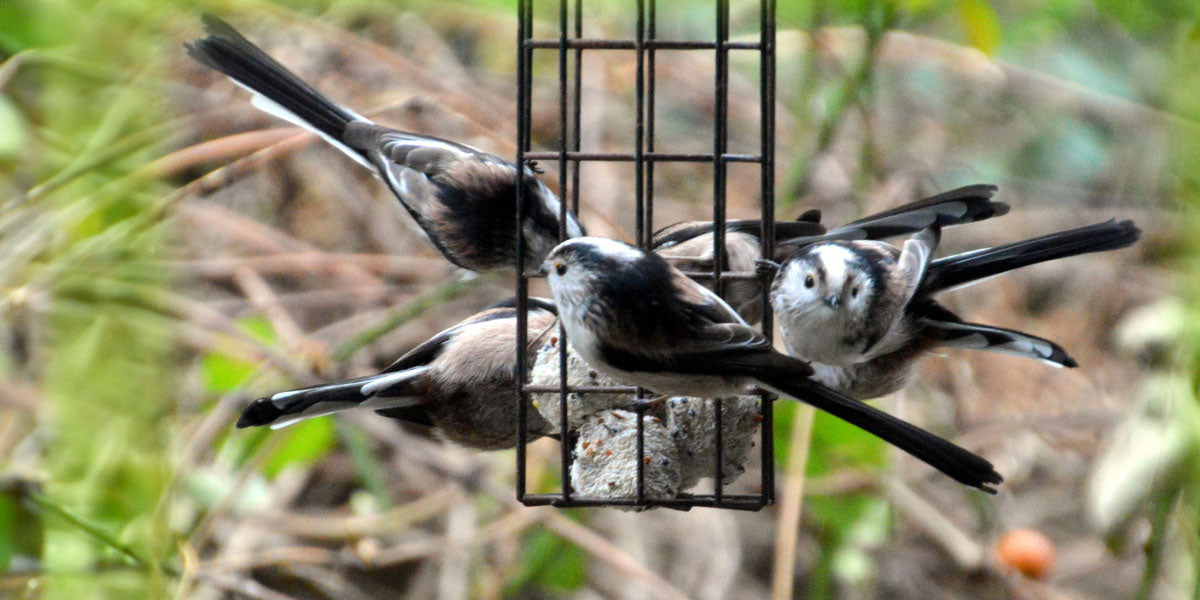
<box><xmin>0</xmin><ymin>0</ymin><xmax>1197</xmax><ymax>598</ymax></box>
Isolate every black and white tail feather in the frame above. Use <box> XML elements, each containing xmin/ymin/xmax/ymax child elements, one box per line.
<box><xmin>920</xmin><ymin>318</ymin><xmax>1077</xmax><ymax>368</ymax></box>
<box><xmin>186</xmin><ymin>15</ymin><xmax>370</xmax><ymax>167</ymax></box>
<box><xmin>920</xmin><ymin>219</ymin><xmax>1140</xmax><ymax>296</ymax></box>
<box><xmin>237</xmin><ymin>367</ymin><xmax>429</xmax><ymax>430</ymax></box>
<box><xmin>837</xmin><ymin>184</ymin><xmax>1007</xmax><ymax>240</ymax></box>
<box><xmin>751</xmin><ymin>371</ymin><xmax>1002</xmax><ymax>491</ymax></box>
<box><xmin>774</xmin><ymin>184</ymin><xmax>1009</xmax><ymax>257</ymax></box>
<box><xmin>187</xmin><ymin>16</ymin><xmax>580</xmax><ymax>272</ymax></box>
<box><xmin>651</xmin><ymin>183</ymin><xmax>1008</xmax><ymax>256</ymax></box>
<box><xmin>907</xmin><ymin>220</ymin><xmax>1138</xmax><ymax>367</ymax></box>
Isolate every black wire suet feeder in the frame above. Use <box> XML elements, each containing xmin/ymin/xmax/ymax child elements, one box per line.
<box><xmin>514</xmin><ymin>0</ymin><xmax>778</xmax><ymax>511</ymax></box>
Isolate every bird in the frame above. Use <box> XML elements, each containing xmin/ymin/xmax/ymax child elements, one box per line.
<box><xmin>236</xmin><ymin>298</ymin><xmax>559</xmax><ymax>450</ymax></box>
<box><xmin>769</xmin><ymin>219</ymin><xmax>1141</xmax><ymax>399</ymax></box>
<box><xmin>652</xmin><ymin>184</ymin><xmax>1009</xmax><ymax>323</ymax></box>
<box><xmin>539</xmin><ymin>236</ymin><xmax>1003</xmax><ymax>492</ymax></box>
<box><xmin>186</xmin><ymin>16</ymin><xmax>583</xmax><ymax>273</ymax></box>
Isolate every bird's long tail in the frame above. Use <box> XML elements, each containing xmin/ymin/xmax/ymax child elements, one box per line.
<box><xmin>773</xmin><ymin>184</ymin><xmax>1008</xmax><ymax>258</ymax></box>
<box><xmin>756</xmin><ymin>374</ymin><xmax>1002</xmax><ymax>492</ymax></box>
<box><xmin>237</xmin><ymin>367</ymin><xmax>429</xmax><ymax>429</ymax></box>
<box><xmin>836</xmin><ymin>184</ymin><xmax>1009</xmax><ymax>239</ymax></box>
<box><xmin>921</xmin><ymin>319</ymin><xmax>1077</xmax><ymax>367</ymax></box>
<box><xmin>186</xmin><ymin>15</ymin><xmax>373</xmax><ymax>168</ymax></box>
<box><xmin>920</xmin><ymin>219</ymin><xmax>1140</xmax><ymax>295</ymax></box>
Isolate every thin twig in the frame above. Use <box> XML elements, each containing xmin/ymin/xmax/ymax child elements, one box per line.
<box><xmin>771</xmin><ymin>405</ymin><xmax>815</xmax><ymax>600</ymax></box>
<box><xmin>233</xmin><ymin>266</ymin><xmax>313</xmax><ymax>357</ymax></box>
<box><xmin>175</xmin><ymin>201</ymin><xmax>384</xmax><ymax>292</ymax></box>
<box><xmin>31</xmin><ymin>492</ymin><xmax>179</xmax><ymax>577</ymax></box>
<box><xmin>167</xmin><ymin>252</ymin><xmax>445</xmax><ymax>281</ymax></box>
<box><xmin>199</xmin><ymin>507</ymin><xmax>545</xmax><ymax>572</ymax></box>
<box><xmin>888</xmin><ymin>479</ymin><xmax>985</xmax><ymax>570</ymax></box>
<box><xmin>197</xmin><ymin>572</ymin><xmax>301</xmax><ymax>600</ymax></box>
<box><xmin>330</xmin><ymin>273</ymin><xmax>490</xmax><ymax>362</ymax></box>
<box><xmin>254</xmin><ymin>486</ymin><xmax>459</xmax><ymax>540</ymax></box>
<box><xmin>187</xmin><ymin>432</ymin><xmax>291</xmax><ymax>550</ymax></box>
<box><xmin>145</xmin><ymin>128</ymin><xmax>298</xmax><ymax>179</ymax></box>
<box><xmin>1135</xmin><ymin>491</ymin><xmax>1180</xmax><ymax>600</ymax></box>
<box><xmin>544</xmin><ymin>513</ymin><xmax>691</xmax><ymax>600</ymax></box>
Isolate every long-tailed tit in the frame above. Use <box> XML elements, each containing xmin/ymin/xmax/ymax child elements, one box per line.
<box><xmin>539</xmin><ymin>237</ymin><xmax>1002</xmax><ymax>491</ymax></box>
<box><xmin>653</xmin><ymin>184</ymin><xmax>1008</xmax><ymax>323</ymax></box>
<box><xmin>187</xmin><ymin>16</ymin><xmax>583</xmax><ymax>272</ymax></box>
<box><xmin>770</xmin><ymin>220</ymin><xmax>1141</xmax><ymax>399</ymax></box>
<box><xmin>237</xmin><ymin>298</ymin><xmax>558</xmax><ymax>450</ymax></box>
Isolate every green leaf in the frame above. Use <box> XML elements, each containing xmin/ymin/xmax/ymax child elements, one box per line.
<box><xmin>1094</xmin><ymin>0</ymin><xmax>1199</xmax><ymax>34</ymax></box>
<box><xmin>807</xmin><ymin>411</ymin><xmax>886</xmax><ymax>476</ymax></box>
<box><xmin>803</xmin><ymin>411</ymin><xmax>887</xmax><ymax>572</ymax></box>
<box><xmin>505</xmin><ymin>529</ymin><xmax>586</xmax><ymax>596</ymax></box>
<box><xmin>337</xmin><ymin>421</ymin><xmax>394</xmax><ymax>508</ymax></box>
<box><xmin>262</xmin><ymin>418</ymin><xmax>337</xmax><ymax>478</ymax></box>
<box><xmin>0</xmin><ymin>96</ymin><xmax>27</xmax><ymax>161</ymax></box>
<box><xmin>201</xmin><ymin>316</ymin><xmax>277</xmax><ymax>393</ymax></box>
<box><xmin>201</xmin><ymin>352</ymin><xmax>255</xmax><ymax>393</ymax></box>
<box><xmin>238</xmin><ymin>315</ymin><xmax>278</xmax><ymax>345</ymax></box>
<box><xmin>956</xmin><ymin>0</ymin><xmax>1001</xmax><ymax>55</ymax></box>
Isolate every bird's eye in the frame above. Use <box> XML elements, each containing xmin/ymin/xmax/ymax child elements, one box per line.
<box><xmin>851</xmin><ymin>286</ymin><xmax>860</xmax><ymax>299</ymax></box>
<box><xmin>804</xmin><ymin>274</ymin><xmax>815</xmax><ymax>289</ymax></box>
<box><xmin>555</xmin><ymin>262</ymin><xmax>567</xmax><ymax>276</ymax></box>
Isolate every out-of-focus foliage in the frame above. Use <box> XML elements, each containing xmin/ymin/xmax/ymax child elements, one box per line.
<box><xmin>2</xmin><ymin>0</ymin><xmax>187</xmax><ymax>598</ymax></box>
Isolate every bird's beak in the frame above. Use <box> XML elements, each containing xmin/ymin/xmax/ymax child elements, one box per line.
<box><xmin>823</xmin><ymin>295</ymin><xmax>839</xmax><ymax>309</ymax></box>
<box><xmin>535</xmin><ymin>263</ymin><xmax>550</xmax><ymax>277</ymax></box>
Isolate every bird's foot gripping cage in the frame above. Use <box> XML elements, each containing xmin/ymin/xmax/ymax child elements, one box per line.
<box><xmin>514</xmin><ymin>0</ymin><xmax>777</xmax><ymax>510</ymax></box>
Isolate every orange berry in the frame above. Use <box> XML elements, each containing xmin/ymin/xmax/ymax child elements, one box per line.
<box><xmin>995</xmin><ymin>529</ymin><xmax>1055</xmax><ymax>580</ymax></box>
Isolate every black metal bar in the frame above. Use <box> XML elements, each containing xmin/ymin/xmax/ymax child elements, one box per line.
<box><xmin>556</xmin><ymin>0</ymin><xmax>573</xmax><ymax>505</ymax></box>
<box><xmin>558</xmin><ymin>0</ymin><xmax>569</xmax><ymax>240</ymax></box>
<box><xmin>712</xmin><ymin>0</ymin><xmax>730</xmax><ymax>507</ymax></box>
<box><xmin>643</xmin><ymin>0</ymin><xmax>657</xmax><ymax>248</ymax></box>
<box><xmin>523</xmin><ymin>151</ymin><xmax>762</xmax><ymax>162</ymax></box>
<box><xmin>570</xmin><ymin>0</ymin><xmax>582</xmax><ymax>215</ymax></box>
<box><xmin>633</xmin><ymin>0</ymin><xmax>649</xmax><ymax>507</ymax></box>
<box><xmin>634</xmin><ymin>0</ymin><xmax>646</xmax><ymax>250</ymax></box>
<box><xmin>514</xmin><ymin>0</ymin><xmax>532</xmax><ymax>503</ymax></box>
<box><xmin>759</xmin><ymin>0</ymin><xmax>778</xmax><ymax>507</ymax></box>
<box><xmin>524</xmin><ymin>384</ymin><xmax>641</xmax><ymax>394</ymax></box>
<box><xmin>525</xmin><ymin>38</ymin><xmax>761</xmax><ymax>50</ymax></box>
<box><xmin>525</xmin><ymin>270</ymin><xmax>769</xmax><ymax>282</ymax></box>
<box><xmin>557</xmin><ymin>321</ymin><xmax>570</xmax><ymax>503</ymax></box>
<box><xmin>520</xmin><ymin>493</ymin><xmax>768</xmax><ymax>511</ymax></box>
<box><xmin>679</xmin><ymin>270</ymin><xmax>763</xmax><ymax>281</ymax></box>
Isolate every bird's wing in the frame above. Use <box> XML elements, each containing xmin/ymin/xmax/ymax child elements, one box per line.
<box><xmin>372</xmin><ymin>129</ymin><xmax>484</xmax><ymax>176</ymax></box>
<box><xmin>895</xmin><ymin>225</ymin><xmax>940</xmax><ymax>309</ymax></box>
<box><xmin>381</xmin><ymin>324</ymin><xmax>460</xmax><ymax>373</ymax></box>
<box><xmin>595</xmin><ymin>266</ymin><xmax>773</xmax><ymax>374</ymax></box>
<box><xmin>345</xmin><ymin>122</ymin><xmax>501</xmax><ymax>204</ymax></box>
<box><xmin>669</xmin><ymin>268</ymin><xmax>749</xmax><ymax>326</ymax></box>
<box><xmin>665</xmin><ymin>270</ymin><xmax>774</xmax><ymax>358</ymax></box>
<box><xmin>596</xmin><ymin>319</ymin><xmax>775</xmax><ymax>376</ymax></box>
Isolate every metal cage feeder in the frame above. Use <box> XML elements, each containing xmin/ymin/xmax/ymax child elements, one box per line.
<box><xmin>514</xmin><ymin>0</ymin><xmax>778</xmax><ymax>511</ymax></box>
